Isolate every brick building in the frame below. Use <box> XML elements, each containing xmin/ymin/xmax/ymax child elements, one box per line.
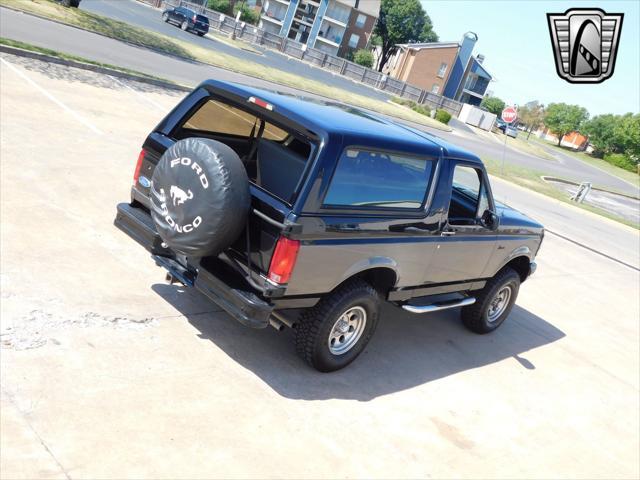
<box><xmin>386</xmin><ymin>32</ymin><xmax>493</xmax><ymax>106</ymax></box>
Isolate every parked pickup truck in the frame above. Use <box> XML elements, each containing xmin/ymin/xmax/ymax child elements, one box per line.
<box><xmin>114</xmin><ymin>80</ymin><xmax>544</xmax><ymax>372</ymax></box>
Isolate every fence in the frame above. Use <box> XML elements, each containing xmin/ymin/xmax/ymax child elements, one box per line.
<box><xmin>137</xmin><ymin>0</ymin><xmax>464</xmax><ymax>117</ymax></box>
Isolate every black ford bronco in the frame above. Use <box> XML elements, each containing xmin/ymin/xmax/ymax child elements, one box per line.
<box><xmin>114</xmin><ymin>80</ymin><xmax>544</xmax><ymax>371</ymax></box>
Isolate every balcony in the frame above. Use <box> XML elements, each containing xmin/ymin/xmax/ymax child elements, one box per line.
<box><xmin>261</xmin><ymin>14</ymin><xmax>283</xmax><ymax>25</ymax></box>
<box><xmin>316</xmin><ymin>19</ymin><xmax>345</xmax><ymax>46</ymax></box>
<box><xmin>324</xmin><ymin>1</ymin><xmax>351</xmax><ymax>24</ymax></box>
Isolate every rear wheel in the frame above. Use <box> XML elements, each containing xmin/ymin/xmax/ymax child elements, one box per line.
<box><xmin>197</xmin><ymin>31</ymin><xmax>205</xmax><ymax>36</ymax></box>
<box><xmin>181</xmin><ymin>21</ymin><xmax>189</xmax><ymax>31</ymax></box>
<box><xmin>295</xmin><ymin>279</ymin><xmax>380</xmax><ymax>372</ymax></box>
<box><xmin>461</xmin><ymin>267</ymin><xmax>520</xmax><ymax>333</ymax></box>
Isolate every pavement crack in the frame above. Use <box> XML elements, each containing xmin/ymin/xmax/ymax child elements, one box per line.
<box><xmin>1</xmin><ymin>387</ymin><xmax>72</xmax><ymax>479</ymax></box>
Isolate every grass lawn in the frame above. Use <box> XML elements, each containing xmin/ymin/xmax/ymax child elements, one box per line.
<box><xmin>502</xmin><ymin>133</ymin><xmax>556</xmax><ymax>161</ymax></box>
<box><xmin>483</xmin><ymin>157</ymin><xmax>639</xmax><ymax>230</ymax></box>
<box><xmin>0</xmin><ymin>0</ymin><xmax>451</xmax><ymax>131</ymax></box>
<box><xmin>0</xmin><ymin>37</ymin><xmax>181</xmax><ymax>85</ymax></box>
<box><xmin>528</xmin><ymin>135</ymin><xmax>640</xmax><ymax>187</ymax></box>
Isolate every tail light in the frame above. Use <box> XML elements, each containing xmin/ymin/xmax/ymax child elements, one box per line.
<box><xmin>133</xmin><ymin>149</ymin><xmax>146</xmax><ymax>184</ymax></box>
<box><xmin>193</xmin><ymin>15</ymin><xmax>197</xmax><ymax>22</ymax></box>
<box><xmin>268</xmin><ymin>237</ymin><xmax>300</xmax><ymax>284</ymax></box>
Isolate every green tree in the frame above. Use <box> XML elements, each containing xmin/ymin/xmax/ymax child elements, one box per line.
<box><xmin>480</xmin><ymin>96</ymin><xmax>505</xmax><ymax>116</ymax></box>
<box><xmin>614</xmin><ymin>113</ymin><xmax>640</xmax><ymax>161</ymax></box>
<box><xmin>374</xmin><ymin>0</ymin><xmax>438</xmax><ymax>72</ymax></box>
<box><xmin>582</xmin><ymin>114</ymin><xmax>618</xmax><ymax>156</ymax></box>
<box><xmin>544</xmin><ymin>103</ymin><xmax>589</xmax><ymax>146</ymax></box>
<box><xmin>353</xmin><ymin>49</ymin><xmax>374</xmax><ymax>68</ymax></box>
<box><xmin>518</xmin><ymin>101</ymin><xmax>545</xmax><ymax>139</ymax></box>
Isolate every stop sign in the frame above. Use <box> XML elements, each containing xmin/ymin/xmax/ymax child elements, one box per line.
<box><xmin>501</xmin><ymin>106</ymin><xmax>517</xmax><ymax>124</ymax></box>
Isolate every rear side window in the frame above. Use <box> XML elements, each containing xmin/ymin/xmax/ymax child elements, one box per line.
<box><xmin>197</xmin><ymin>15</ymin><xmax>209</xmax><ymax>23</ymax></box>
<box><xmin>183</xmin><ymin>99</ymin><xmax>287</xmax><ymax>141</ymax></box>
<box><xmin>323</xmin><ymin>148</ymin><xmax>436</xmax><ymax>209</ymax></box>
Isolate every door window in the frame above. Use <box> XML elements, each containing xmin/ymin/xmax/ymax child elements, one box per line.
<box><xmin>323</xmin><ymin>148</ymin><xmax>436</xmax><ymax>209</ymax></box>
<box><xmin>448</xmin><ymin>165</ymin><xmax>489</xmax><ymax>224</ymax></box>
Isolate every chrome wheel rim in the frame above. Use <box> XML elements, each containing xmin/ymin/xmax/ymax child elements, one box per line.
<box><xmin>487</xmin><ymin>286</ymin><xmax>511</xmax><ymax>322</ymax></box>
<box><xmin>328</xmin><ymin>306</ymin><xmax>367</xmax><ymax>355</ymax></box>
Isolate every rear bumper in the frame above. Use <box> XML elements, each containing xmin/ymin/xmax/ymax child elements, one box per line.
<box><xmin>114</xmin><ymin>202</ymin><xmax>273</xmax><ymax>328</ymax></box>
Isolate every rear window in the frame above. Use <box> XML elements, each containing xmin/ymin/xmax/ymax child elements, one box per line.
<box><xmin>197</xmin><ymin>15</ymin><xmax>209</xmax><ymax>23</ymax></box>
<box><xmin>178</xmin><ymin>97</ymin><xmax>313</xmax><ymax>205</ymax></box>
<box><xmin>184</xmin><ymin>99</ymin><xmax>288</xmax><ymax>141</ymax></box>
<box><xmin>323</xmin><ymin>148</ymin><xmax>436</xmax><ymax>209</ymax></box>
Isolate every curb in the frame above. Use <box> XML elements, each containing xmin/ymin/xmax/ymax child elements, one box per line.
<box><xmin>0</xmin><ymin>44</ymin><xmax>192</xmax><ymax>92</ymax></box>
<box><xmin>541</xmin><ymin>175</ymin><xmax>640</xmax><ymax>201</ymax></box>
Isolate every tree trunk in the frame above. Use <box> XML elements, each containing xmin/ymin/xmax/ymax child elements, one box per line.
<box><xmin>557</xmin><ymin>134</ymin><xmax>563</xmax><ymax>146</ymax></box>
<box><xmin>526</xmin><ymin>125</ymin><xmax>532</xmax><ymax>140</ymax></box>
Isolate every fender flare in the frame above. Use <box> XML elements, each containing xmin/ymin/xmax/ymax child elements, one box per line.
<box><xmin>493</xmin><ymin>246</ymin><xmax>532</xmax><ymax>277</ymax></box>
<box><xmin>331</xmin><ymin>256</ymin><xmax>399</xmax><ymax>291</ymax></box>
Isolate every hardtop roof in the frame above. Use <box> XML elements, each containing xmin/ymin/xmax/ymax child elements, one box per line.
<box><xmin>203</xmin><ymin>80</ymin><xmax>481</xmax><ymax>163</ymax></box>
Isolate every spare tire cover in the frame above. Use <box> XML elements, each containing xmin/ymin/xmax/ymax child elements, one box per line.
<box><xmin>150</xmin><ymin>138</ymin><xmax>250</xmax><ymax>257</ymax></box>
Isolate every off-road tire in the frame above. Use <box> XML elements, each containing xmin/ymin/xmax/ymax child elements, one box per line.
<box><xmin>461</xmin><ymin>267</ymin><xmax>520</xmax><ymax>334</ymax></box>
<box><xmin>295</xmin><ymin>279</ymin><xmax>380</xmax><ymax>372</ymax></box>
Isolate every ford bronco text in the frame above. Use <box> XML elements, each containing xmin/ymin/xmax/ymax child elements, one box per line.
<box><xmin>114</xmin><ymin>81</ymin><xmax>544</xmax><ymax>372</ymax></box>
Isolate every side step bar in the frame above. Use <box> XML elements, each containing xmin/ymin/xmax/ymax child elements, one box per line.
<box><xmin>402</xmin><ymin>297</ymin><xmax>476</xmax><ymax>314</ymax></box>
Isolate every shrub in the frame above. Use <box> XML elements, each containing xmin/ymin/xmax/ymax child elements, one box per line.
<box><xmin>208</xmin><ymin>0</ymin><xmax>230</xmax><ymax>14</ymax></box>
<box><xmin>411</xmin><ymin>104</ymin><xmax>430</xmax><ymax>116</ymax></box>
<box><xmin>604</xmin><ymin>153</ymin><xmax>637</xmax><ymax>173</ymax></box>
<box><xmin>353</xmin><ymin>49</ymin><xmax>374</xmax><ymax>68</ymax></box>
<box><xmin>435</xmin><ymin>109</ymin><xmax>452</xmax><ymax>124</ymax></box>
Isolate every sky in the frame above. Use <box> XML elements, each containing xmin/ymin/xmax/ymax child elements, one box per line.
<box><xmin>421</xmin><ymin>0</ymin><xmax>640</xmax><ymax>116</ymax></box>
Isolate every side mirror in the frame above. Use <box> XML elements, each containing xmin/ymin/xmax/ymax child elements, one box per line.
<box><xmin>481</xmin><ymin>209</ymin><xmax>500</xmax><ymax>231</ymax></box>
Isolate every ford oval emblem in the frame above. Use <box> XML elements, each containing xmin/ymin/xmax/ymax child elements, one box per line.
<box><xmin>139</xmin><ymin>175</ymin><xmax>151</xmax><ymax>188</ymax></box>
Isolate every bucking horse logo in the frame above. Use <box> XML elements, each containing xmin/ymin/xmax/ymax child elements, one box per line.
<box><xmin>170</xmin><ymin>185</ymin><xmax>194</xmax><ymax>206</ymax></box>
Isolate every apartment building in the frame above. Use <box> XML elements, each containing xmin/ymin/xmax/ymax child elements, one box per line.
<box><xmin>259</xmin><ymin>0</ymin><xmax>379</xmax><ymax>58</ymax></box>
<box><xmin>387</xmin><ymin>32</ymin><xmax>493</xmax><ymax>106</ymax></box>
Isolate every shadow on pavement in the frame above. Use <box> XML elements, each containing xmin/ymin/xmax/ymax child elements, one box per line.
<box><xmin>152</xmin><ymin>283</ymin><xmax>565</xmax><ymax>401</ymax></box>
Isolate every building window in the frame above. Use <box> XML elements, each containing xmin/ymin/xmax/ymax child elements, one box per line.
<box><xmin>431</xmin><ymin>84</ymin><xmax>440</xmax><ymax>94</ymax></box>
<box><xmin>348</xmin><ymin>33</ymin><xmax>360</xmax><ymax>48</ymax></box>
<box><xmin>437</xmin><ymin>62</ymin><xmax>447</xmax><ymax>78</ymax></box>
<box><xmin>355</xmin><ymin>13</ymin><xmax>366</xmax><ymax>28</ymax></box>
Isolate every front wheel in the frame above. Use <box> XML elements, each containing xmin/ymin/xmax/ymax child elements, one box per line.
<box><xmin>461</xmin><ymin>267</ymin><xmax>520</xmax><ymax>333</ymax></box>
<box><xmin>295</xmin><ymin>279</ymin><xmax>380</xmax><ymax>372</ymax></box>
<box><xmin>162</xmin><ymin>12</ymin><xmax>169</xmax><ymax>22</ymax></box>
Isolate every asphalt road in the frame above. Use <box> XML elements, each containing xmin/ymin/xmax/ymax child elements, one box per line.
<box><xmin>1</xmin><ymin>53</ymin><xmax>638</xmax><ymax>479</ymax></box>
<box><xmin>80</xmin><ymin>0</ymin><xmax>390</xmax><ymax>102</ymax></box>
<box><xmin>2</xmin><ymin>4</ymin><xmax>638</xmax><ymax>200</ymax></box>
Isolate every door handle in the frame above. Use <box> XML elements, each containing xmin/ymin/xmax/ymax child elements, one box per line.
<box><xmin>441</xmin><ymin>230</ymin><xmax>456</xmax><ymax>236</ymax></box>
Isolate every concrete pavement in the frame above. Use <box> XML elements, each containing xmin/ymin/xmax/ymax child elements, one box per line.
<box><xmin>1</xmin><ymin>4</ymin><xmax>639</xmax><ymax>198</ymax></box>
<box><xmin>1</xmin><ymin>53</ymin><xmax>639</xmax><ymax>479</ymax></box>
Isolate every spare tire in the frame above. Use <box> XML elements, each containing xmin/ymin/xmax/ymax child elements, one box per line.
<box><xmin>150</xmin><ymin>138</ymin><xmax>250</xmax><ymax>257</ymax></box>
